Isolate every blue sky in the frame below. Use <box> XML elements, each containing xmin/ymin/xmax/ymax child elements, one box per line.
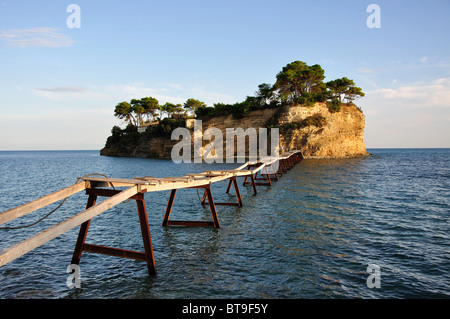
<box><xmin>0</xmin><ymin>0</ymin><xmax>449</xmax><ymax>150</ymax></box>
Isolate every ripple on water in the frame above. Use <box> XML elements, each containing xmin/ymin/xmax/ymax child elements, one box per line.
<box><xmin>0</xmin><ymin>149</ymin><xmax>449</xmax><ymax>298</ymax></box>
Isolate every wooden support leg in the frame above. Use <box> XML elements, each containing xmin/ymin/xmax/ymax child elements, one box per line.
<box><xmin>136</xmin><ymin>193</ymin><xmax>156</xmax><ymax>276</ymax></box>
<box><xmin>200</xmin><ymin>188</ymin><xmax>207</xmax><ymax>205</ymax></box>
<box><xmin>277</xmin><ymin>163</ymin><xmax>283</xmax><ymax>177</ymax></box>
<box><xmin>205</xmin><ymin>185</ymin><xmax>220</xmax><ymax>228</ymax></box>
<box><xmin>71</xmin><ymin>194</ymin><xmax>97</xmax><ymax>265</ymax></box>
<box><xmin>232</xmin><ymin>177</ymin><xmax>243</xmax><ymax>207</ymax></box>
<box><xmin>254</xmin><ymin>171</ymin><xmax>272</xmax><ymax>186</ymax></box>
<box><xmin>225</xmin><ymin>179</ymin><xmax>233</xmax><ymax>194</ymax></box>
<box><xmin>72</xmin><ymin>189</ymin><xmax>157</xmax><ymax>276</ymax></box>
<box><xmin>242</xmin><ymin>172</ymin><xmax>258</xmax><ymax>194</ymax></box>
<box><xmin>250</xmin><ymin>174</ymin><xmax>257</xmax><ymax>195</ymax></box>
<box><xmin>266</xmin><ymin>173</ymin><xmax>272</xmax><ymax>186</ymax></box>
<box><xmin>162</xmin><ymin>189</ymin><xmax>177</xmax><ymax>226</ymax></box>
<box><xmin>204</xmin><ymin>177</ymin><xmax>243</xmax><ymax>207</ymax></box>
<box><xmin>282</xmin><ymin>159</ymin><xmax>287</xmax><ymax>173</ymax></box>
<box><xmin>163</xmin><ymin>187</ymin><xmax>220</xmax><ymax>228</ymax></box>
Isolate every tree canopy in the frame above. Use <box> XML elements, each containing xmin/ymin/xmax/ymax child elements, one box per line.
<box><xmin>184</xmin><ymin>98</ymin><xmax>207</xmax><ymax>112</ymax></box>
<box><xmin>326</xmin><ymin>77</ymin><xmax>365</xmax><ymax>103</ymax></box>
<box><xmin>114</xmin><ymin>101</ymin><xmax>136</xmax><ymax>126</ymax></box>
<box><xmin>254</xmin><ymin>83</ymin><xmax>276</xmax><ymax>106</ymax></box>
<box><xmin>113</xmin><ymin>60</ymin><xmax>365</xmax><ymax>127</ymax></box>
<box><xmin>114</xmin><ymin>97</ymin><xmax>161</xmax><ymax>126</ymax></box>
<box><xmin>131</xmin><ymin>97</ymin><xmax>160</xmax><ymax>122</ymax></box>
<box><xmin>162</xmin><ymin>102</ymin><xmax>185</xmax><ymax>119</ymax></box>
<box><xmin>267</xmin><ymin>61</ymin><xmax>364</xmax><ymax>108</ymax></box>
<box><xmin>114</xmin><ymin>97</ymin><xmax>200</xmax><ymax>126</ymax></box>
<box><xmin>274</xmin><ymin>61</ymin><xmax>326</xmax><ymax>103</ymax></box>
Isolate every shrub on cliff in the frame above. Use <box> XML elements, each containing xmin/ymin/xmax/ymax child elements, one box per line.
<box><xmin>278</xmin><ymin>115</ymin><xmax>327</xmax><ymax>133</ymax></box>
<box><xmin>194</xmin><ymin>96</ymin><xmax>279</xmax><ymax>120</ymax></box>
<box><xmin>327</xmin><ymin>99</ymin><xmax>342</xmax><ymax>113</ymax></box>
<box><xmin>295</xmin><ymin>91</ymin><xmax>328</xmax><ymax>106</ymax></box>
<box><xmin>144</xmin><ymin>118</ymin><xmax>186</xmax><ymax>138</ymax></box>
<box><xmin>195</xmin><ymin>106</ymin><xmax>216</xmax><ymax>119</ymax></box>
<box><xmin>105</xmin><ymin>124</ymin><xmax>140</xmax><ymax>148</ymax></box>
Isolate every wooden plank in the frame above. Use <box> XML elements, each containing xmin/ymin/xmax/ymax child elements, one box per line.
<box><xmin>235</xmin><ymin>162</ymin><xmax>250</xmax><ymax>170</ymax></box>
<box><xmin>86</xmin><ymin>175</ymin><xmax>230</xmax><ymax>192</ymax></box>
<box><xmin>0</xmin><ymin>186</ymin><xmax>138</xmax><ymax>267</ymax></box>
<box><xmin>142</xmin><ymin>176</ymin><xmax>225</xmax><ymax>192</ymax></box>
<box><xmin>85</xmin><ymin>188</ymin><xmax>143</xmax><ymax>200</ymax></box>
<box><xmin>213</xmin><ymin>202</ymin><xmax>240</xmax><ymax>206</ymax></box>
<box><xmin>81</xmin><ymin>243</ymin><xmax>146</xmax><ymax>261</ymax></box>
<box><xmin>0</xmin><ymin>182</ymin><xmax>86</xmax><ymax>226</ymax></box>
<box><xmin>184</xmin><ymin>173</ymin><xmax>212</xmax><ymax>178</ymax></box>
<box><xmin>83</xmin><ymin>177</ymin><xmax>151</xmax><ymax>186</ymax></box>
<box><xmin>201</xmin><ymin>170</ymin><xmax>256</xmax><ymax>177</ymax></box>
<box><xmin>165</xmin><ymin>220</ymin><xmax>215</xmax><ymax>227</ymax></box>
<box><xmin>185</xmin><ymin>172</ymin><xmax>229</xmax><ymax>177</ymax></box>
<box><xmin>207</xmin><ymin>170</ymin><xmax>240</xmax><ymax>173</ymax></box>
<box><xmin>135</xmin><ymin>177</ymin><xmax>195</xmax><ymax>182</ymax></box>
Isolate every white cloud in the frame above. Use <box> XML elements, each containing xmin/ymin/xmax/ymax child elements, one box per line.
<box><xmin>360</xmin><ymin>77</ymin><xmax>450</xmax><ymax>148</ymax></box>
<box><xmin>357</xmin><ymin>66</ymin><xmax>377</xmax><ymax>74</ymax></box>
<box><xmin>365</xmin><ymin>78</ymin><xmax>450</xmax><ymax>109</ymax></box>
<box><xmin>33</xmin><ymin>86</ymin><xmax>87</xmax><ymax>99</ymax></box>
<box><xmin>0</xmin><ymin>27</ymin><xmax>74</xmax><ymax>47</ymax></box>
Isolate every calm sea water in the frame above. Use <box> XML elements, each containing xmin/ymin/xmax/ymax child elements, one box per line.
<box><xmin>0</xmin><ymin>149</ymin><xmax>448</xmax><ymax>299</ymax></box>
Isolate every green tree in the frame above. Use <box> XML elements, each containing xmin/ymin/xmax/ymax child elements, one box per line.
<box><xmin>114</xmin><ymin>101</ymin><xmax>138</xmax><ymax>126</ymax></box>
<box><xmin>344</xmin><ymin>86</ymin><xmax>365</xmax><ymax>103</ymax></box>
<box><xmin>129</xmin><ymin>99</ymin><xmax>145</xmax><ymax>126</ymax></box>
<box><xmin>183</xmin><ymin>98</ymin><xmax>207</xmax><ymax>113</ymax></box>
<box><xmin>161</xmin><ymin>102</ymin><xmax>175</xmax><ymax>119</ymax></box>
<box><xmin>131</xmin><ymin>97</ymin><xmax>160</xmax><ymax>123</ymax></box>
<box><xmin>274</xmin><ymin>61</ymin><xmax>325</xmax><ymax>103</ymax></box>
<box><xmin>254</xmin><ymin>83</ymin><xmax>275</xmax><ymax>105</ymax></box>
<box><xmin>326</xmin><ymin>77</ymin><xmax>364</xmax><ymax>103</ymax></box>
<box><xmin>162</xmin><ymin>102</ymin><xmax>185</xmax><ymax>119</ymax></box>
<box><xmin>114</xmin><ymin>97</ymin><xmax>161</xmax><ymax>126</ymax></box>
<box><xmin>172</xmin><ymin>103</ymin><xmax>186</xmax><ymax>119</ymax></box>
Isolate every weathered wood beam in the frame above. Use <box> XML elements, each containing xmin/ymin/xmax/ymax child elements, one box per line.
<box><xmin>0</xmin><ymin>186</ymin><xmax>138</xmax><ymax>267</ymax></box>
<box><xmin>0</xmin><ymin>182</ymin><xmax>86</xmax><ymax>226</ymax></box>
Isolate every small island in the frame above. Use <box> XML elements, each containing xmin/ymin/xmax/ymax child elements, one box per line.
<box><xmin>100</xmin><ymin>61</ymin><xmax>368</xmax><ymax>159</ymax></box>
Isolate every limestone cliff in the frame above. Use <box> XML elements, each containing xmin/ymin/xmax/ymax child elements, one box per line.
<box><xmin>100</xmin><ymin>103</ymin><xmax>368</xmax><ymax>158</ymax></box>
<box><xmin>277</xmin><ymin>103</ymin><xmax>368</xmax><ymax>158</ymax></box>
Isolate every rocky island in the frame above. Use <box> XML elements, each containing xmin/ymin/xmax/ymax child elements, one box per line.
<box><xmin>100</xmin><ymin>61</ymin><xmax>368</xmax><ymax>159</ymax></box>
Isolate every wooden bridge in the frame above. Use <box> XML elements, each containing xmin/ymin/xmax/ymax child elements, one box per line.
<box><xmin>0</xmin><ymin>150</ymin><xmax>303</xmax><ymax>276</ymax></box>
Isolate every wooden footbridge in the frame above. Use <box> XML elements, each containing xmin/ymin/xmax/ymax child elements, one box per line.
<box><xmin>0</xmin><ymin>150</ymin><xmax>303</xmax><ymax>276</ymax></box>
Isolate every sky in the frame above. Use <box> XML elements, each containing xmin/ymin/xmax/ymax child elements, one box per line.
<box><xmin>0</xmin><ymin>0</ymin><xmax>449</xmax><ymax>150</ymax></box>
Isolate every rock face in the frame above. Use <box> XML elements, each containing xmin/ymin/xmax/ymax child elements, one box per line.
<box><xmin>277</xmin><ymin>103</ymin><xmax>368</xmax><ymax>158</ymax></box>
<box><xmin>100</xmin><ymin>136</ymin><xmax>179</xmax><ymax>158</ymax></box>
<box><xmin>100</xmin><ymin>103</ymin><xmax>368</xmax><ymax>158</ymax></box>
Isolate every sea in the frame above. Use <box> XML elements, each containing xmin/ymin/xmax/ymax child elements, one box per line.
<box><xmin>0</xmin><ymin>149</ymin><xmax>448</xmax><ymax>300</ymax></box>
